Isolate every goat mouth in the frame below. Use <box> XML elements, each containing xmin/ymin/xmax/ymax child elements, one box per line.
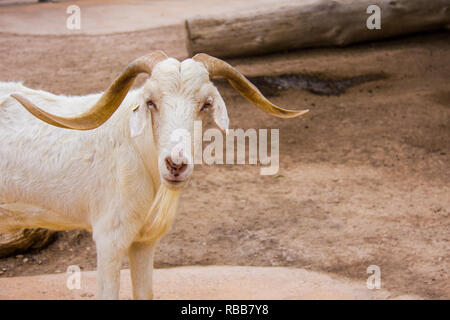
<box><xmin>165</xmin><ymin>178</ymin><xmax>183</xmax><ymax>184</ymax></box>
<box><xmin>162</xmin><ymin>177</ymin><xmax>188</xmax><ymax>190</ymax></box>
<box><xmin>163</xmin><ymin>176</ymin><xmax>187</xmax><ymax>185</ymax></box>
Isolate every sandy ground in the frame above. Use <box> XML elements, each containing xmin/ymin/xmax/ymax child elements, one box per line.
<box><xmin>0</xmin><ymin>0</ymin><xmax>290</xmax><ymax>35</ymax></box>
<box><xmin>0</xmin><ymin>266</ymin><xmax>421</xmax><ymax>300</ymax></box>
<box><xmin>0</xmin><ymin>1</ymin><xmax>449</xmax><ymax>299</ymax></box>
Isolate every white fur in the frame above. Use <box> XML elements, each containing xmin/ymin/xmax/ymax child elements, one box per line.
<box><xmin>0</xmin><ymin>58</ymin><xmax>229</xmax><ymax>299</ymax></box>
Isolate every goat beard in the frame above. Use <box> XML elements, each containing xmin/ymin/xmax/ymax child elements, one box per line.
<box><xmin>140</xmin><ymin>184</ymin><xmax>181</xmax><ymax>241</ymax></box>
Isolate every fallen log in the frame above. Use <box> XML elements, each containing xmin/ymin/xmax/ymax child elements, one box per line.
<box><xmin>0</xmin><ymin>205</ymin><xmax>57</xmax><ymax>258</ymax></box>
<box><xmin>0</xmin><ymin>229</ymin><xmax>56</xmax><ymax>258</ymax></box>
<box><xmin>186</xmin><ymin>0</ymin><xmax>450</xmax><ymax>58</ymax></box>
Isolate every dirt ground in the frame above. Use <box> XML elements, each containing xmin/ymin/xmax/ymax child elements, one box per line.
<box><xmin>0</xmin><ymin>2</ymin><xmax>449</xmax><ymax>299</ymax></box>
<box><xmin>0</xmin><ymin>266</ymin><xmax>419</xmax><ymax>300</ymax></box>
<box><xmin>0</xmin><ymin>0</ymin><xmax>288</xmax><ymax>35</ymax></box>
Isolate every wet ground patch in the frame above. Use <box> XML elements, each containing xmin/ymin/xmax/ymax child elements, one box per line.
<box><xmin>246</xmin><ymin>73</ymin><xmax>387</xmax><ymax>96</ymax></box>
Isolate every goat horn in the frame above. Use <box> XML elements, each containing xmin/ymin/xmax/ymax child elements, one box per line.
<box><xmin>193</xmin><ymin>53</ymin><xmax>309</xmax><ymax>119</ymax></box>
<box><xmin>11</xmin><ymin>51</ymin><xmax>168</xmax><ymax>130</ymax></box>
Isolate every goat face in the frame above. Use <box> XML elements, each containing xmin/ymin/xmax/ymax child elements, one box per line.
<box><xmin>131</xmin><ymin>58</ymin><xmax>229</xmax><ymax>190</ymax></box>
<box><xmin>10</xmin><ymin>51</ymin><xmax>308</xmax><ymax>192</ymax></box>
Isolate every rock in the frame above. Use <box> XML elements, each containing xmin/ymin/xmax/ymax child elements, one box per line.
<box><xmin>0</xmin><ymin>266</ymin><xmax>424</xmax><ymax>300</ymax></box>
<box><xmin>0</xmin><ymin>229</ymin><xmax>57</xmax><ymax>258</ymax></box>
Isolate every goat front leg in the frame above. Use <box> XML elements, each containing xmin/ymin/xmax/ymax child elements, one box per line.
<box><xmin>95</xmin><ymin>238</ymin><xmax>127</xmax><ymax>300</ymax></box>
<box><xmin>93</xmin><ymin>220</ymin><xmax>136</xmax><ymax>300</ymax></box>
<box><xmin>128</xmin><ymin>240</ymin><xmax>157</xmax><ymax>300</ymax></box>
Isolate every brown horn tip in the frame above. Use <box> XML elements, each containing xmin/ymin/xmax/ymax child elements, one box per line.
<box><xmin>193</xmin><ymin>53</ymin><xmax>309</xmax><ymax>119</ymax></box>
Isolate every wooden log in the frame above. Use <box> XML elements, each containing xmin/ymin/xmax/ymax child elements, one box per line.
<box><xmin>186</xmin><ymin>0</ymin><xmax>450</xmax><ymax>58</ymax></box>
<box><xmin>0</xmin><ymin>229</ymin><xmax>56</xmax><ymax>258</ymax></box>
<box><xmin>0</xmin><ymin>206</ymin><xmax>57</xmax><ymax>258</ymax></box>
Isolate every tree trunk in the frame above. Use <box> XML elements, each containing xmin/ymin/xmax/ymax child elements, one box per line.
<box><xmin>186</xmin><ymin>0</ymin><xmax>450</xmax><ymax>58</ymax></box>
<box><xmin>0</xmin><ymin>229</ymin><xmax>56</xmax><ymax>258</ymax></box>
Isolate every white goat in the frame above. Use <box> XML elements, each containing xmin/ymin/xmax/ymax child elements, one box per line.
<box><xmin>0</xmin><ymin>51</ymin><xmax>308</xmax><ymax>299</ymax></box>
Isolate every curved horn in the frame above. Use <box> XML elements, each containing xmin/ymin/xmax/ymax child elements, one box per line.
<box><xmin>192</xmin><ymin>53</ymin><xmax>308</xmax><ymax>119</ymax></box>
<box><xmin>11</xmin><ymin>51</ymin><xmax>168</xmax><ymax>130</ymax></box>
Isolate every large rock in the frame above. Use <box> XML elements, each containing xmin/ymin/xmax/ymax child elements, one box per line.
<box><xmin>0</xmin><ymin>229</ymin><xmax>56</xmax><ymax>258</ymax></box>
<box><xmin>0</xmin><ymin>266</ymin><xmax>421</xmax><ymax>300</ymax></box>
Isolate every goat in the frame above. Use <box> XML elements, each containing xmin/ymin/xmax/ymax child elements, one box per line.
<box><xmin>0</xmin><ymin>51</ymin><xmax>308</xmax><ymax>299</ymax></box>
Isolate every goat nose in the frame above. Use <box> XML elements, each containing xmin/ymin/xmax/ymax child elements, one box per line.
<box><xmin>165</xmin><ymin>156</ymin><xmax>188</xmax><ymax>175</ymax></box>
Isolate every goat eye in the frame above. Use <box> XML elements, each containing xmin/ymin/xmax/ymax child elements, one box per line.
<box><xmin>146</xmin><ymin>100</ymin><xmax>157</xmax><ymax>110</ymax></box>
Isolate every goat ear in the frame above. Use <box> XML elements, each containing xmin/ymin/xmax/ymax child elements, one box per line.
<box><xmin>129</xmin><ymin>104</ymin><xmax>148</xmax><ymax>137</ymax></box>
<box><xmin>212</xmin><ymin>88</ymin><xmax>229</xmax><ymax>131</ymax></box>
